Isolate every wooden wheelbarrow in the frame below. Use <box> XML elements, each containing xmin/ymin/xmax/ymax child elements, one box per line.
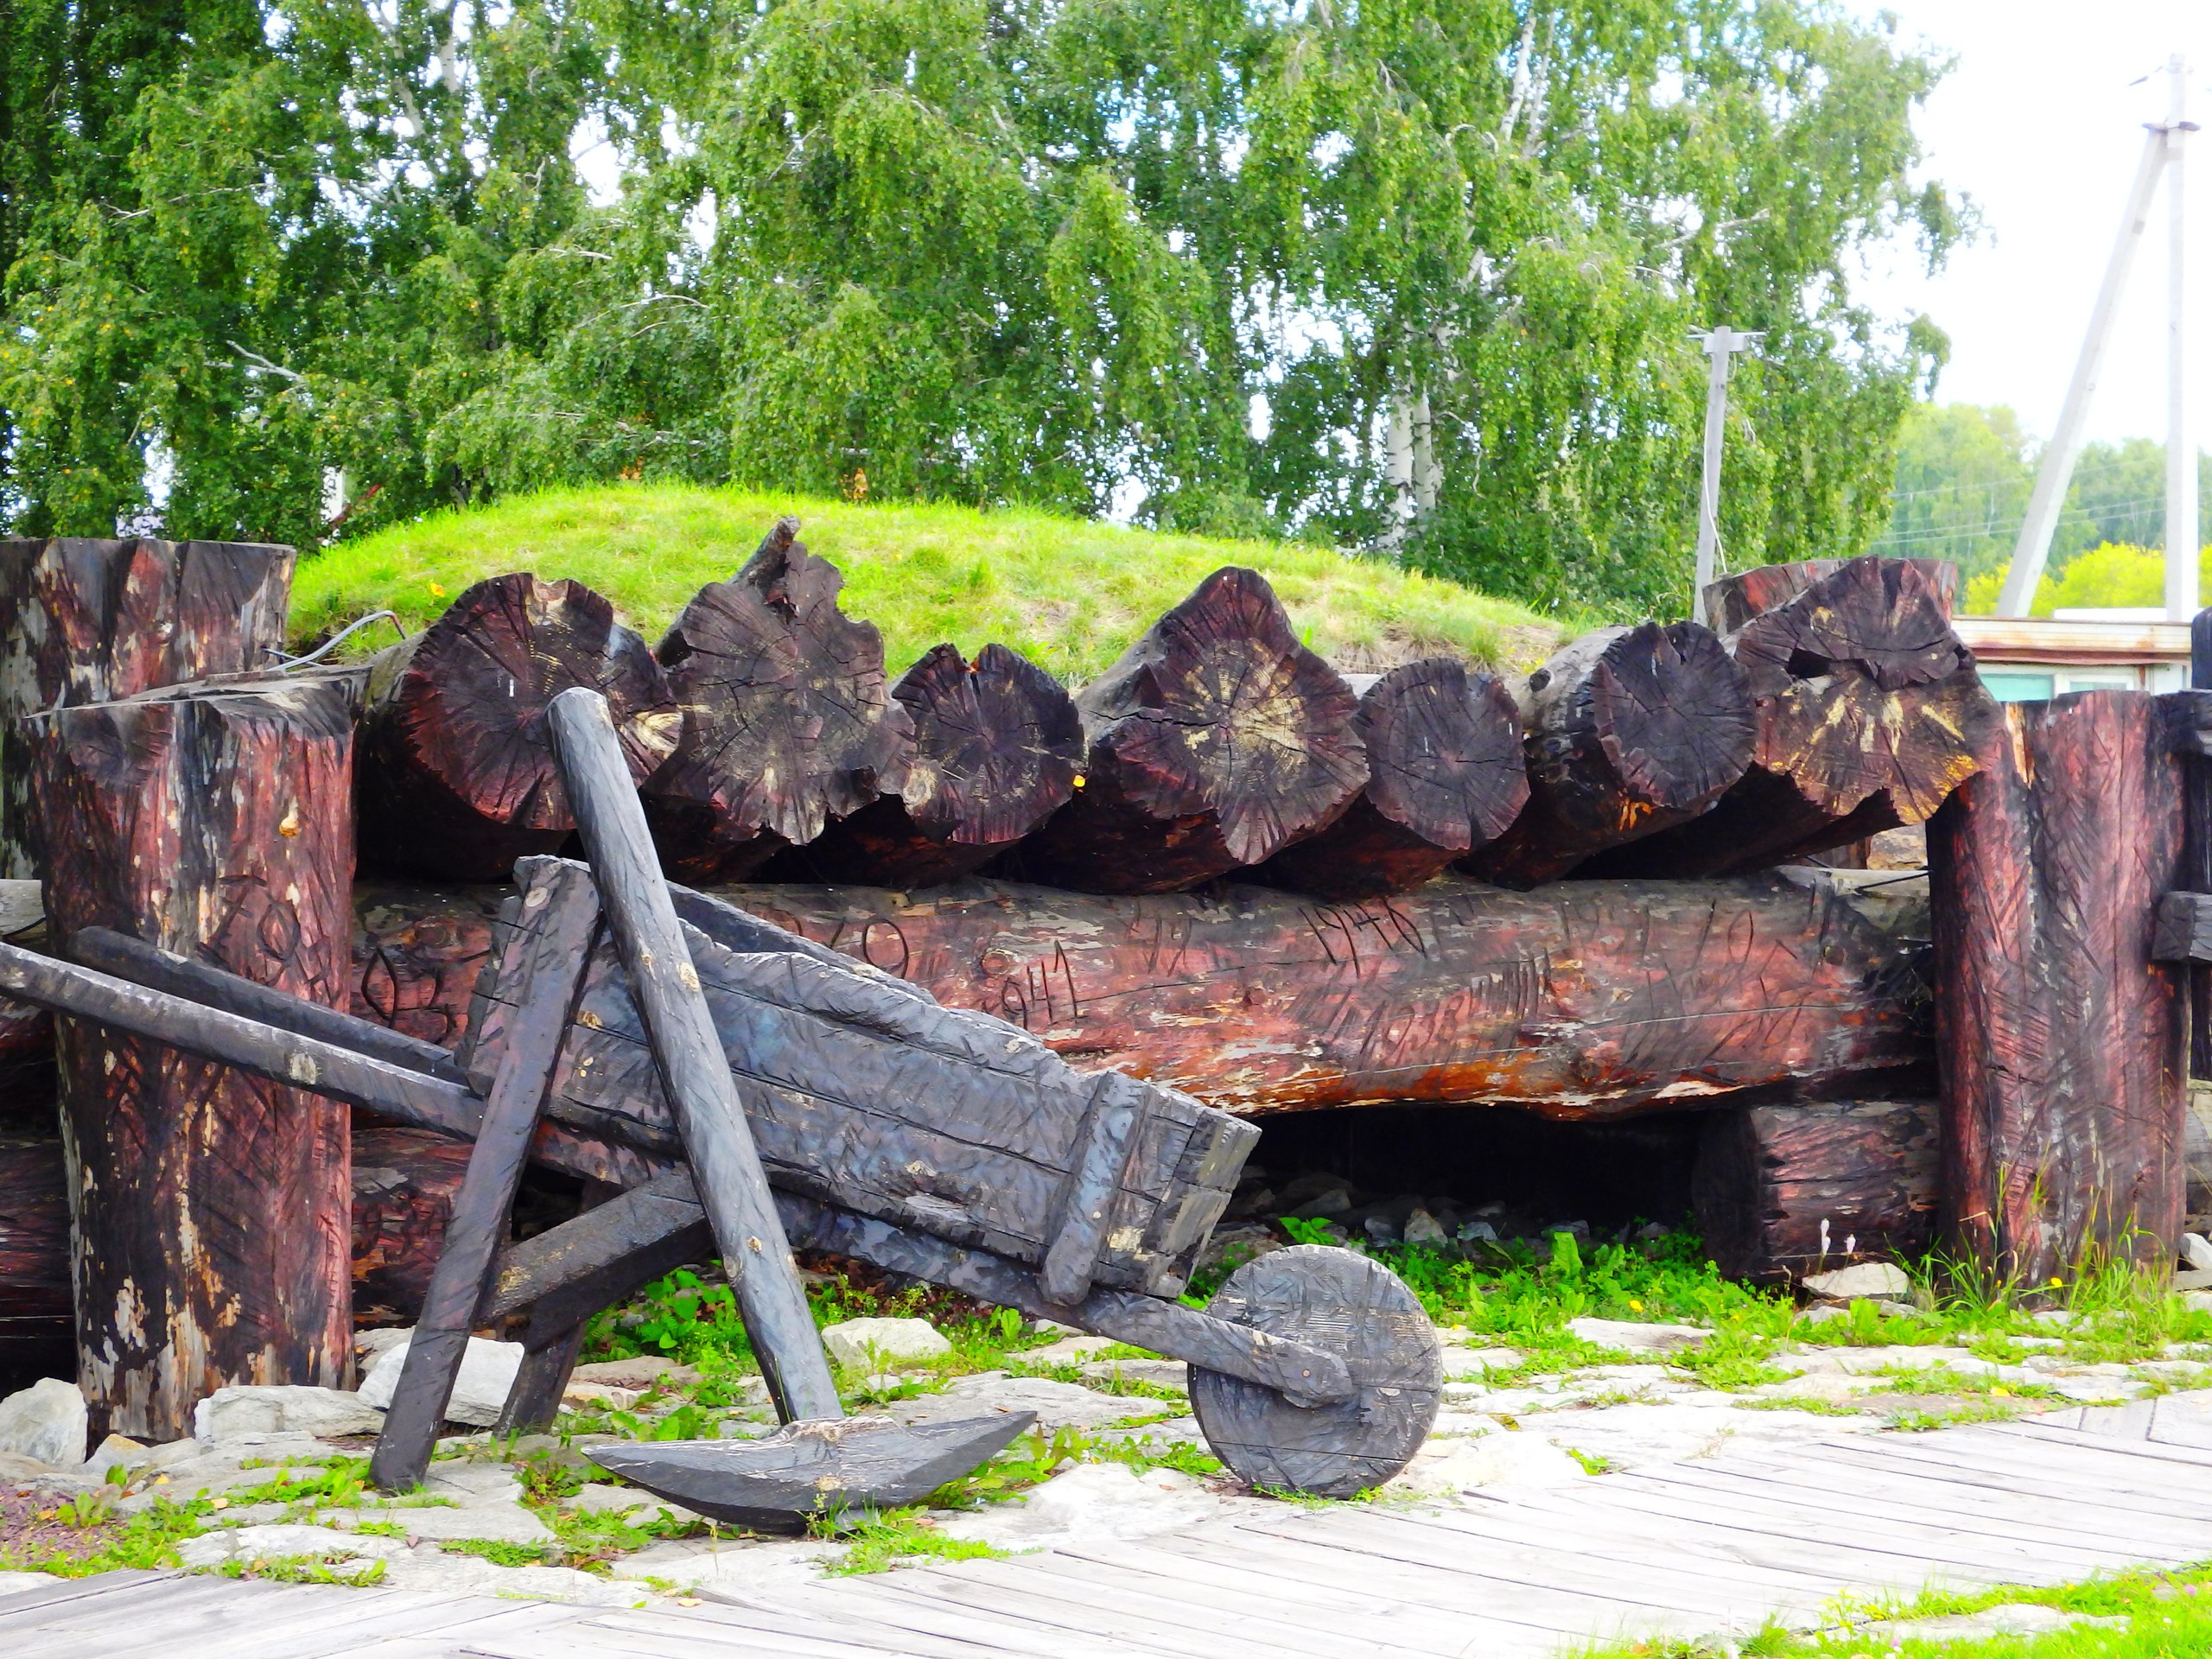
<box><xmin>0</xmin><ymin>690</ymin><xmax>1440</xmax><ymax>1522</ymax></box>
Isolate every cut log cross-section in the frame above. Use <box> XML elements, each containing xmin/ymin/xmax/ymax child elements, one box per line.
<box><xmin>772</xmin><ymin>642</ymin><xmax>1083</xmax><ymax>888</ymax></box>
<box><xmin>0</xmin><ymin>537</ymin><xmax>295</xmax><ymax>879</ymax></box>
<box><xmin>1701</xmin><ymin>556</ymin><xmax>1961</xmax><ymax>635</ymax></box>
<box><xmin>644</xmin><ymin>520</ymin><xmax>917</xmax><ymax>882</ymax></box>
<box><xmin>1462</xmin><ymin>620</ymin><xmax>1754</xmax><ymax>889</ymax></box>
<box><xmin>1591</xmin><ymin>556</ymin><xmax>2001</xmax><ymax>880</ymax></box>
<box><xmin>34</xmin><ymin>678</ymin><xmax>357</xmax><ymax>1440</ymax></box>
<box><xmin>355</xmin><ymin>573</ymin><xmax>680</xmax><ymax>880</ymax></box>
<box><xmin>1931</xmin><ymin>690</ymin><xmax>2189</xmax><ymax>1287</ymax></box>
<box><xmin>1009</xmin><ymin>567</ymin><xmax>1367</xmax><ymax>893</ymax></box>
<box><xmin>1252</xmin><ymin>658</ymin><xmax>1528</xmax><ymax>899</ymax></box>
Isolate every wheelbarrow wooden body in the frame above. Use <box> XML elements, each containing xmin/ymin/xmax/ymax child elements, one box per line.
<box><xmin>0</xmin><ymin>860</ymin><xmax>1440</xmax><ymax>1498</ymax></box>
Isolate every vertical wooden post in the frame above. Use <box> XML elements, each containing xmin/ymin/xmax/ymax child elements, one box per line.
<box><xmin>1929</xmin><ymin>690</ymin><xmax>2188</xmax><ymax>1288</ymax></box>
<box><xmin>35</xmin><ymin>679</ymin><xmax>354</xmax><ymax>1440</ymax></box>
<box><xmin>0</xmin><ymin>538</ymin><xmax>295</xmax><ymax>880</ymax></box>
<box><xmin>2189</xmin><ymin>610</ymin><xmax>2212</xmax><ymax>1080</ymax></box>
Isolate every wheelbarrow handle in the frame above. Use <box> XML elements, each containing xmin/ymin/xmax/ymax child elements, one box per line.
<box><xmin>547</xmin><ymin>686</ymin><xmax>842</xmax><ymax>1425</ymax></box>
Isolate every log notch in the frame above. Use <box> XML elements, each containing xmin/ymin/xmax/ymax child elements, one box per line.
<box><xmin>1692</xmin><ymin>1099</ymin><xmax>1939</xmax><ymax>1283</ymax></box>
<box><xmin>1251</xmin><ymin>658</ymin><xmax>1528</xmax><ymax>900</ymax></box>
<box><xmin>768</xmin><ymin>643</ymin><xmax>1083</xmax><ymax>888</ymax></box>
<box><xmin>0</xmin><ymin>537</ymin><xmax>294</xmax><ymax>879</ymax></box>
<box><xmin>682</xmin><ymin>869</ymin><xmax>1931</xmax><ymax>1118</ymax></box>
<box><xmin>35</xmin><ymin>677</ymin><xmax>357</xmax><ymax>1440</ymax></box>
<box><xmin>643</xmin><ymin>520</ymin><xmax>916</xmax><ymax>882</ymax></box>
<box><xmin>1592</xmin><ymin>556</ymin><xmax>2000</xmax><ymax>879</ymax></box>
<box><xmin>1930</xmin><ymin>690</ymin><xmax>2188</xmax><ymax>1287</ymax></box>
<box><xmin>1006</xmin><ymin>567</ymin><xmax>1367</xmax><ymax>893</ymax></box>
<box><xmin>1460</xmin><ymin>621</ymin><xmax>1754</xmax><ymax>889</ymax></box>
<box><xmin>354</xmin><ymin>573</ymin><xmax>680</xmax><ymax>881</ymax></box>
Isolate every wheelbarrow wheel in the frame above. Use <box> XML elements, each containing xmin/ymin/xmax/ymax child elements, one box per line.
<box><xmin>1187</xmin><ymin>1244</ymin><xmax>1440</xmax><ymax>1498</ymax></box>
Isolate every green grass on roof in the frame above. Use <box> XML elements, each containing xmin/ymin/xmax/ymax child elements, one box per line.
<box><xmin>294</xmin><ymin>485</ymin><xmax>1566</xmax><ymax>682</ymax></box>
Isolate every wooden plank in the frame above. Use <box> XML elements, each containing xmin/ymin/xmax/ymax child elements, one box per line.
<box><xmin>36</xmin><ymin>1582</ymin><xmax>400</xmax><ymax>1656</ymax></box>
<box><xmin>461</xmin><ymin>1618</ymin><xmax>955</xmax><ymax>1659</ymax></box>
<box><xmin>0</xmin><ymin>1569</ymin><xmax>175</xmax><ymax>1618</ymax></box>
<box><xmin>1806</xmin><ymin>1433</ymin><xmax>2212</xmax><ymax>1516</ymax></box>
<box><xmin>1993</xmin><ymin>1419</ymin><xmax>2212</xmax><ymax>1471</ymax></box>
<box><xmin>248</xmin><ymin>1599</ymin><xmax>602</xmax><ymax>1659</ymax></box>
<box><xmin>183</xmin><ymin>1593</ymin><xmax>588</xmax><ymax>1659</ymax></box>
<box><xmin>550</xmin><ymin>686</ymin><xmax>840</xmax><ymax>1425</ymax></box>
<box><xmin>752</xmin><ymin>1578</ymin><xmax>1134</xmax><ymax>1659</ymax></box>
<box><xmin>372</xmin><ymin>861</ymin><xmax>601</xmax><ymax>1491</ymax></box>
<box><xmin>588</xmin><ymin>1602</ymin><xmax>1007</xmax><ymax>1659</ymax></box>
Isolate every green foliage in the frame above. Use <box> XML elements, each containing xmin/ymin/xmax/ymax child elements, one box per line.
<box><xmin>438</xmin><ymin>1538</ymin><xmax>551</xmax><ymax>1567</ymax></box>
<box><xmin>1961</xmin><ymin>541</ymin><xmax>2212</xmax><ymax>617</ymax></box>
<box><xmin>295</xmin><ymin>485</ymin><xmax>1558</xmax><ymax>678</ymax></box>
<box><xmin>819</xmin><ymin>1509</ymin><xmax>1010</xmax><ymax>1575</ymax></box>
<box><xmin>0</xmin><ymin>0</ymin><xmax>1961</xmax><ymax>615</ymax></box>
<box><xmin>213</xmin><ymin>1554</ymin><xmax>390</xmax><ymax>1586</ymax></box>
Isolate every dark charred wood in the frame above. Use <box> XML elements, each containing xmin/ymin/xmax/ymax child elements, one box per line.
<box><xmin>1005</xmin><ymin>568</ymin><xmax>1367</xmax><ymax>893</ymax></box>
<box><xmin>1930</xmin><ymin>690</ymin><xmax>2189</xmax><ymax>1285</ymax></box>
<box><xmin>354</xmin><ymin>573</ymin><xmax>678</xmax><ymax>882</ymax></box>
<box><xmin>1251</xmin><ymin>658</ymin><xmax>1528</xmax><ymax>899</ymax></box>
<box><xmin>1587</xmin><ymin>656</ymin><xmax>2000</xmax><ymax>882</ymax></box>
<box><xmin>0</xmin><ymin>1136</ymin><xmax>67</xmax><ymax>1300</ymax></box>
<box><xmin>642</xmin><ymin>520</ymin><xmax>915</xmax><ymax>883</ymax></box>
<box><xmin>0</xmin><ymin>537</ymin><xmax>294</xmax><ymax>880</ymax></box>
<box><xmin>353</xmin><ymin>880</ymin><xmax>506</xmax><ymax>1050</ymax></box>
<box><xmin>33</xmin><ymin>677</ymin><xmax>354</xmax><ymax>1439</ymax></box>
<box><xmin>1692</xmin><ymin>1099</ymin><xmax>1939</xmax><ymax>1283</ymax></box>
<box><xmin>1459</xmin><ymin>621</ymin><xmax>1754</xmax><ymax>889</ymax></box>
<box><xmin>353</xmin><ymin>1128</ymin><xmax>474</xmax><ymax>1319</ymax></box>
<box><xmin>769</xmin><ymin>644</ymin><xmax>1083</xmax><ymax>888</ymax></box>
<box><xmin>1702</xmin><ymin>556</ymin><xmax>1960</xmax><ymax>636</ymax></box>
<box><xmin>1726</xmin><ymin>555</ymin><xmax>1968</xmax><ymax>699</ymax></box>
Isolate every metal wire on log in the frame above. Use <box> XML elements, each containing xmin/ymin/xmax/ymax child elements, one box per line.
<box><xmin>0</xmin><ymin>537</ymin><xmax>294</xmax><ymax>880</ymax></box>
<box><xmin>32</xmin><ymin>677</ymin><xmax>356</xmax><ymax>1441</ymax></box>
<box><xmin>1005</xmin><ymin>567</ymin><xmax>1367</xmax><ymax>893</ymax></box>
<box><xmin>767</xmin><ymin>642</ymin><xmax>1083</xmax><ymax>888</ymax></box>
<box><xmin>1249</xmin><ymin>658</ymin><xmax>1528</xmax><ymax>900</ymax></box>
<box><xmin>1459</xmin><ymin>620</ymin><xmax>1754</xmax><ymax>889</ymax></box>
<box><xmin>642</xmin><ymin>520</ymin><xmax>918</xmax><ymax>883</ymax></box>
<box><xmin>1930</xmin><ymin>690</ymin><xmax>2189</xmax><ymax>1287</ymax></box>
<box><xmin>354</xmin><ymin>573</ymin><xmax>680</xmax><ymax>881</ymax></box>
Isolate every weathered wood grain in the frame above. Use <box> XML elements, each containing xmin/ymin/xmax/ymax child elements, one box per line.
<box><xmin>350</xmin><ymin>1128</ymin><xmax>473</xmax><ymax>1319</ymax></box>
<box><xmin>1007</xmin><ymin>567</ymin><xmax>1367</xmax><ymax>893</ymax></box>
<box><xmin>355</xmin><ymin>573</ymin><xmax>679</xmax><ymax>881</ymax></box>
<box><xmin>0</xmin><ymin>537</ymin><xmax>294</xmax><ymax>879</ymax></box>
<box><xmin>1251</xmin><ymin>658</ymin><xmax>1528</xmax><ymax>900</ymax></box>
<box><xmin>1692</xmin><ymin>1098</ymin><xmax>1939</xmax><ymax>1283</ymax></box>
<box><xmin>352</xmin><ymin>880</ymin><xmax>505</xmax><ymax>1049</ymax></box>
<box><xmin>1462</xmin><ymin>621</ymin><xmax>1754</xmax><ymax>888</ymax></box>
<box><xmin>34</xmin><ymin>677</ymin><xmax>354</xmax><ymax>1439</ymax></box>
<box><xmin>773</xmin><ymin>643</ymin><xmax>1083</xmax><ymax>888</ymax></box>
<box><xmin>1701</xmin><ymin>556</ymin><xmax>1960</xmax><ymax>635</ymax></box>
<box><xmin>1929</xmin><ymin>690</ymin><xmax>2189</xmax><ymax>1284</ymax></box>
<box><xmin>643</xmin><ymin>519</ymin><xmax>917</xmax><ymax>882</ymax></box>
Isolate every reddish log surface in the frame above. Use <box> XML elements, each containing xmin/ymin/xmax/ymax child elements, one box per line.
<box><xmin>35</xmin><ymin>678</ymin><xmax>357</xmax><ymax>1439</ymax></box>
<box><xmin>351</xmin><ymin>1128</ymin><xmax>474</xmax><ymax>1320</ymax></box>
<box><xmin>1462</xmin><ymin>621</ymin><xmax>1754</xmax><ymax>889</ymax></box>
<box><xmin>352</xmin><ymin>880</ymin><xmax>506</xmax><ymax>1050</ymax></box>
<box><xmin>1009</xmin><ymin>568</ymin><xmax>1367</xmax><ymax>893</ymax></box>
<box><xmin>1693</xmin><ymin>1098</ymin><xmax>1939</xmax><ymax>1283</ymax></box>
<box><xmin>644</xmin><ymin>520</ymin><xmax>916</xmax><ymax>882</ymax></box>
<box><xmin>770</xmin><ymin>643</ymin><xmax>1083</xmax><ymax>888</ymax></box>
<box><xmin>1251</xmin><ymin>658</ymin><xmax>1529</xmax><ymax>901</ymax></box>
<box><xmin>356</xmin><ymin>574</ymin><xmax>679</xmax><ymax>881</ymax></box>
<box><xmin>1930</xmin><ymin>690</ymin><xmax>2188</xmax><ymax>1284</ymax></box>
<box><xmin>704</xmin><ymin>871</ymin><xmax>1930</xmax><ymax>1118</ymax></box>
<box><xmin>0</xmin><ymin>537</ymin><xmax>294</xmax><ymax>880</ymax></box>
<box><xmin>1702</xmin><ymin>556</ymin><xmax>1960</xmax><ymax>636</ymax></box>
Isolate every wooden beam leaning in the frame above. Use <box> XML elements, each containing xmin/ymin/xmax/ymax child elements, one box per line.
<box><xmin>550</xmin><ymin>685</ymin><xmax>843</xmax><ymax>1425</ymax></box>
<box><xmin>370</xmin><ymin>861</ymin><xmax>601</xmax><ymax>1491</ymax></box>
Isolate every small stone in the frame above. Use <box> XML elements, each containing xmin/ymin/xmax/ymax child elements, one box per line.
<box><xmin>355</xmin><ymin>1327</ymin><xmax>414</xmax><ymax>1364</ymax></box>
<box><xmin>1362</xmin><ymin>1216</ymin><xmax>1401</xmax><ymax>1245</ymax></box>
<box><xmin>1437</xmin><ymin>1345</ymin><xmax>1523</xmax><ymax>1376</ymax></box>
<box><xmin>1276</xmin><ymin>1173</ymin><xmax>1353</xmax><ymax>1211</ymax></box>
<box><xmin>568</xmin><ymin>1481</ymin><xmax>704</xmax><ymax>1526</ymax></box>
<box><xmin>819</xmin><ymin>1318</ymin><xmax>951</xmax><ymax>1369</ymax></box>
<box><xmin>608</xmin><ymin>1536</ymin><xmax>842</xmax><ymax>1591</ymax></box>
<box><xmin>175</xmin><ymin>1523</ymin><xmax>411</xmax><ymax>1567</ymax></box>
<box><xmin>82</xmin><ymin>1433</ymin><xmax>147</xmax><ymax>1478</ymax></box>
<box><xmin>2183</xmin><ymin>1234</ymin><xmax>2212</xmax><ymax>1274</ymax></box>
<box><xmin>378</xmin><ymin>1551</ymin><xmax>646</xmax><ymax>1607</ymax></box>
<box><xmin>935</xmin><ymin>1463</ymin><xmax>1222</xmax><ymax>1548</ymax></box>
<box><xmin>1565</xmin><ymin>1318</ymin><xmax>1707</xmax><ymax>1353</ymax></box>
<box><xmin>569</xmin><ymin>1357</ymin><xmax>700</xmax><ymax>1390</ymax></box>
<box><xmin>897</xmin><ymin>1376</ymin><xmax>1152</xmax><ymax>1433</ymax></box>
<box><xmin>561</xmin><ymin>1382</ymin><xmax>640</xmax><ymax>1412</ymax></box>
<box><xmin>194</xmin><ymin>1385</ymin><xmax>384</xmax><ymax>1443</ymax></box>
<box><xmin>1402</xmin><ymin>1209</ymin><xmax>1448</xmax><ymax>1247</ymax></box>
<box><xmin>1027</xmin><ymin>1334</ymin><xmax>1117</xmax><ymax>1363</ymax></box>
<box><xmin>0</xmin><ymin>1379</ymin><xmax>86</xmax><ymax>1467</ymax></box>
<box><xmin>1387</xmin><ymin>1432</ymin><xmax>1589</xmax><ymax>1495</ymax></box>
<box><xmin>1456</xmin><ymin>1221</ymin><xmax>1498</xmax><ymax>1243</ymax></box>
<box><xmin>1801</xmin><ymin>1262</ymin><xmax>1911</xmax><ymax>1301</ymax></box>
<box><xmin>357</xmin><ymin>1334</ymin><xmax>523</xmax><ymax>1427</ymax></box>
<box><xmin>1077</xmin><ymin>1358</ymin><xmax>1187</xmax><ymax>1391</ymax></box>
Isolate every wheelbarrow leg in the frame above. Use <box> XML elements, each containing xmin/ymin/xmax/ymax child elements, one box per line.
<box><xmin>369</xmin><ymin>861</ymin><xmax>603</xmax><ymax>1491</ymax></box>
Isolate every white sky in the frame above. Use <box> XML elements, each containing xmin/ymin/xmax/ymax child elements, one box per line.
<box><xmin>1852</xmin><ymin>0</ymin><xmax>2210</xmax><ymax>444</ymax></box>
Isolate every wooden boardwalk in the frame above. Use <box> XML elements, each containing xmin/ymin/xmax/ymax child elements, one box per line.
<box><xmin>8</xmin><ymin>1401</ymin><xmax>2212</xmax><ymax>1658</ymax></box>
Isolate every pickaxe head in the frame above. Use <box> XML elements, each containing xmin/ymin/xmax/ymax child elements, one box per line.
<box><xmin>589</xmin><ymin>1411</ymin><xmax>1039</xmax><ymax>1531</ymax></box>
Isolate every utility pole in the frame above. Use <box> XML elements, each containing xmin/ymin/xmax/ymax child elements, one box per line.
<box><xmin>1691</xmin><ymin>327</ymin><xmax>1760</xmax><ymax>606</ymax></box>
<box><xmin>2165</xmin><ymin>54</ymin><xmax>2199</xmax><ymax>621</ymax></box>
<box><xmin>1999</xmin><ymin>57</ymin><xmax>2192</xmax><ymax>618</ymax></box>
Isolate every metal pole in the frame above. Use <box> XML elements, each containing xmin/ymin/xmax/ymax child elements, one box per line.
<box><xmin>1692</xmin><ymin>327</ymin><xmax>1759</xmax><ymax>607</ymax></box>
<box><xmin>1998</xmin><ymin>123</ymin><xmax>2171</xmax><ymax>616</ymax></box>
<box><xmin>2167</xmin><ymin>54</ymin><xmax>2201</xmax><ymax>621</ymax></box>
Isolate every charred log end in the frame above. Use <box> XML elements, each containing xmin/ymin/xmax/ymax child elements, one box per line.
<box><xmin>1594</xmin><ymin>621</ymin><xmax>1756</xmax><ymax>813</ymax></box>
<box><xmin>1730</xmin><ymin>556</ymin><xmax>1966</xmax><ymax>698</ymax></box>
